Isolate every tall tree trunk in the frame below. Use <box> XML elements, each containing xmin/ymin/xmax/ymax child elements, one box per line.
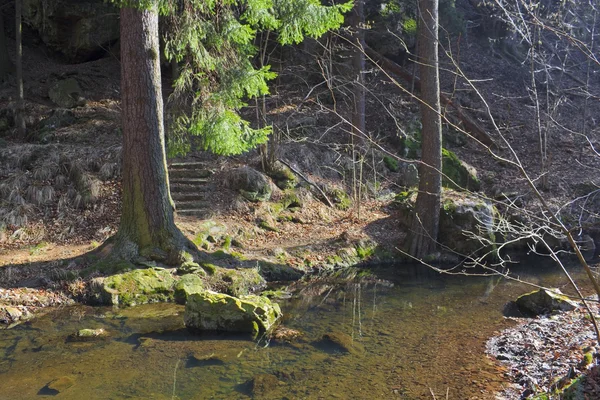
<box><xmin>0</xmin><ymin>11</ymin><xmax>13</xmax><ymax>81</ymax></box>
<box><xmin>409</xmin><ymin>0</ymin><xmax>442</xmax><ymax>258</ymax></box>
<box><xmin>351</xmin><ymin>0</ymin><xmax>365</xmax><ymax>143</ymax></box>
<box><xmin>106</xmin><ymin>5</ymin><xmax>197</xmax><ymax>264</ymax></box>
<box><xmin>15</xmin><ymin>0</ymin><xmax>26</xmax><ymax>139</ymax></box>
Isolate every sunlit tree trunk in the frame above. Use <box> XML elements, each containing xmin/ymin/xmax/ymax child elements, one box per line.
<box><xmin>104</xmin><ymin>5</ymin><xmax>197</xmax><ymax>264</ymax></box>
<box><xmin>409</xmin><ymin>0</ymin><xmax>442</xmax><ymax>258</ymax></box>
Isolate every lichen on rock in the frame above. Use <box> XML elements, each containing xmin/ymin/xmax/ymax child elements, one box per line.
<box><xmin>184</xmin><ymin>291</ymin><xmax>281</xmax><ymax>336</ymax></box>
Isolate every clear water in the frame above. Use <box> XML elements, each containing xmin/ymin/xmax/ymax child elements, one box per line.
<box><xmin>0</xmin><ymin>263</ymin><xmax>590</xmax><ymax>399</ymax></box>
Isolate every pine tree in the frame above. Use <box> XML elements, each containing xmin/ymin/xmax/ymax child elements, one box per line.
<box><xmin>160</xmin><ymin>0</ymin><xmax>352</xmax><ymax>156</ymax></box>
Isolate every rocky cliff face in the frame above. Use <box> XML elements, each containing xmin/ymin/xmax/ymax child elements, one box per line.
<box><xmin>22</xmin><ymin>0</ymin><xmax>119</xmax><ymax>63</ymax></box>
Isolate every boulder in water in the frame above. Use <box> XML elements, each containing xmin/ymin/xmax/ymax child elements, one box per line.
<box><xmin>515</xmin><ymin>289</ymin><xmax>578</xmax><ymax>317</ymax></box>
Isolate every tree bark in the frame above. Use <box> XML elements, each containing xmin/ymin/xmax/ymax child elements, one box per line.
<box><xmin>15</xmin><ymin>0</ymin><xmax>26</xmax><ymax>139</ymax></box>
<box><xmin>0</xmin><ymin>11</ymin><xmax>13</xmax><ymax>81</ymax></box>
<box><xmin>409</xmin><ymin>0</ymin><xmax>442</xmax><ymax>258</ymax></box>
<box><xmin>105</xmin><ymin>5</ymin><xmax>196</xmax><ymax>264</ymax></box>
<box><xmin>350</xmin><ymin>0</ymin><xmax>366</xmax><ymax>144</ymax></box>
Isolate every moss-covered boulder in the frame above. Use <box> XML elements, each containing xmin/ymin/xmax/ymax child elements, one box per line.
<box><xmin>184</xmin><ymin>291</ymin><xmax>281</xmax><ymax>335</ymax></box>
<box><xmin>95</xmin><ymin>268</ymin><xmax>176</xmax><ymax>306</ymax></box>
<box><xmin>442</xmin><ymin>149</ymin><xmax>480</xmax><ymax>191</ymax></box>
<box><xmin>438</xmin><ymin>191</ymin><xmax>496</xmax><ymax>257</ymax></box>
<box><xmin>69</xmin><ymin>328</ymin><xmax>108</xmax><ymax>342</ymax></box>
<box><xmin>174</xmin><ymin>274</ymin><xmax>205</xmax><ymax>305</ymax></box>
<box><xmin>48</xmin><ymin>78</ymin><xmax>85</xmax><ymax>108</ymax></box>
<box><xmin>211</xmin><ymin>267</ymin><xmax>266</xmax><ymax>297</ymax></box>
<box><xmin>226</xmin><ymin>166</ymin><xmax>272</xmax><ymax>202</ymax></box>
<box><xmin>515</xmin><ymin>289</ymin><xmax>579</xmax><ymax>317</ymax></box>
<box><xmin>268</xmin><ymin>161</ymin><xmax>297</xmax><ymax>190</ymax></box>
<box><xmin>396</xmin><ymin>189</ymin><xmax>496</xmax><ymax>257</ymax></box>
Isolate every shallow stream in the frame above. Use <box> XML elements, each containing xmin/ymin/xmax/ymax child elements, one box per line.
<box><xmin>0</xmin><ymin>263</ymin><xmax>592</xmax><ymax>399</ymax></box>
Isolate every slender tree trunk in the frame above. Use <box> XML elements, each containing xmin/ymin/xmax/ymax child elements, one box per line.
<box><xmin>15</xmin><ymin>0</ymin><xmax>26</xmax><ymax>139</ymax></box>
<box><xmin>351</xmin><ymin>0</ymin><xmax>366</xmax><ymax>143</ymax></box>
<box><xmin>107</xmin><ymin>5</ymin><xmax>196</xmax><ymax>264</ymax></box>
<box><xmin>409</xmin><ymin>0</ymin><xmax>442</xmax><ymax>258</ymax></box>
<box><xmin>0</xmin><ymin>12</ymin><xmax>13</xmax><ymax>81</ymax></box>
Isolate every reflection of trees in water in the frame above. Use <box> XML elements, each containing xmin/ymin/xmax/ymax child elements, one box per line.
<box><xmin>283</xmin><ymin>269</ymin><xmax>396</xmax><ymax>340</ymax></box>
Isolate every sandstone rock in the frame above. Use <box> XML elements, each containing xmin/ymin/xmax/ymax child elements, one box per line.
<box><xmin>48</xmin><ymin>78</ymin><xmax>85</xmax><ymax>108</ymax></box>
<box><xmin>515</xmin><ymin>289</ymin><xmax>578</xmax><ymax>317</ymax></box>
<box><xmin>173</xmin><ymin>273</ymin><xmax>204</xmax><ymax>305</ymax></box>
<box><xmin>95</xmin><ymin>268</ymin><xmax>176</xmax><ymax>306</ymax></box>
<box><xmin>226</xmin><ymin>166</ymin><xmax>272</xmax><ymax>202</ymax></box>
<box><xmin>184</xmin><ymin>291</ymin><xmax>281</xmax><ymax>335</ymax></box>
<box><xmin>23</xmin><ymin>0</ymin><xmax>119</xmax><ymax>63</ymax></box>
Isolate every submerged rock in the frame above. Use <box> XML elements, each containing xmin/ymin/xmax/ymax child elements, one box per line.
<box><xmin>515</xmin><ymin>289</ymin><xmax>579</xmax><ymax>316</ymax></box>
<box><xmin>319</xmin><ymin>331</ymin><xmax>364</xmax><ymax>355</ymax></box>
<box><xmin>184</xmin><ymin>291</ymin><xmax>281</xmax><ymax>336</ymax></box>
<box><xmin>251</xmin><ymin>373</ymin><xmax>281</xmax><ymax>397</ymax></box>
<box><xmin>70</xmin><ymin>328</ymin><xmax>108</xmax><ymax>341</ymax></box>
<box><xmin>44</xmin><ymin>376</ymin><xmax>75</xmax><ymax>394</ymax></box>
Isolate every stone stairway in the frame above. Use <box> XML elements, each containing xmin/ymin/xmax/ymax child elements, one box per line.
<box><xmin>168</xmin><ymin>161</ymin><xmax>213</xmax><ymax>218</ymax></box>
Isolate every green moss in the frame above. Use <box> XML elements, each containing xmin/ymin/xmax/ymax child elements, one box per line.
<box><xmin>259</xmin><ymin>220</ymin><xmax>279</xmax><ymax>232</ymax></box>
<box><xmin>356</xmin><ymin>243</ymin><xmax>375</xmax><ymax>259</ymax></box>
<box><xmin>212</xmin><ymin>268</ymin><xmax>266</xmax><ymax>297</ymax></box>
<box><xmin>442</xmin><ymin>148</ymin><xmax>480</xmax><ymax>191</ymax></box>
<box><xmin>104</xmin><ymin>268</ymin><xmax>176</xmax><ymax>307</ymax></box>
<box><xmin>184</xmin><ymin>291</ymin><xmax>281</xmax><ymax>334</ymax></box>
<box><xmin>331</xmin><ymin>188</ymin><xmax>351</xmax><ymax>210</ymax></box>
<box><xmin>383</xmin><ymin>156</ymin><xmax>400</xmax><ymax>172</ymax></box>
<box><xmin>201</xmin><ymin>262</ymin><xmax>218</xmax><ymax>275</ymax></box>
<box><xmin>174</xmin><ymin>274</ymin><xmax>205</xmax><ymax>304</ymax></box>
<box><xmin>269</xmin><ymin>164</ymin><xmax>297</xmax><ymax>190</ymax></box>
<box><xmin>222</xmin><ymin>236</ymin><xmax>232</xmax><ymax>251</ymax></box>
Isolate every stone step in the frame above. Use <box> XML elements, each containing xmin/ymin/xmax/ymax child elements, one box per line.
<box><xmin>170</xmin><ymin>177</ymin><xmax>210</xmax><ymax>185</ymax></box>
<box><xmin>169</xmin><ymin>169</ymin><xmax>212</xmax><ymax>179</ymax></box>
<box><xmin>176</xmin><ymin>209</ymin><xmax>212</xmax><ymax>218</ymax></box>
<box><xmin>170</xmin><ymin>184</ymin><xmax>199</xmax><ymax>193</ymax></box>
<box><xmin>169</xmin><ymin>161</ymin><xmax>210</xmax><ymax>170</ymax></box>
<box><xmin>175</xmin><ymin>200</ymin><xmax>209</xmax><ymax>209</ymax></box>
<box><xmin>171</xmin><ymin>192</ymin><xmax>207</xmax><ymax>202</ymax></box>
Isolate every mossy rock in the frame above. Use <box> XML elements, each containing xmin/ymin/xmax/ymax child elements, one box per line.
<box><xmin>395</xmin><ymin>189</ymin><xmax>497</xmax><ymax>257</ymax></box>
<box><xmin>174</xmin><ymin>273</ymin><xmax>205</xmax><ymax>305</ymax></box>
<box><xmin>184</xmin><ymin>291</ymin><xmax>281</xmax><ymax>335</ymax></box>
<box><xmin>210</xmin><ymin>267</ymin><xmax>267</xmax><ymax>297</ymax></box>
<box><xmin>515</xmin><ymin>289</ymin><xmax>578</xmax><ymax>317</ymax></box>
<box><xmin>330</xmin><ymin>188</ymin><xmax>351</xmax><ymax>210</ymax></box>
<box><xmin>251</xmin><ymin>374</ymin><xmax>282</xmax><ymax>397</ymax></box>
<box><xmin>69</xmin><ymin>328</ymin><xmax>109</xmax><ymax>342</ymax></box>
<box><xmin>319</xmin><ymin>331</ymin><xmax>364</xmax><ymax>355</ymax></box>
<box><xmin>438</xmin><ymin>191</ymin><xmax>496</xmax><ymax>257</ymax></box>
<box><xmin>193</xmin><ymin>220</ymin><xmax>228</xmax><ymax>249</ymax></box>
<box><xmin>45</xmin><ymin>376</ymin><xmax>75</xmax><ymax>394</ymax></box>
<box><xmin>227</xmin><ymin>166</ymin><xmax>272</xmax><ymax>202</ymax></box>
<box><xmin>268</xmin><ymin>161</ymin><xmax>297</xmax><ymax>190</ymax></box>
<box><xmin>257</xmin><ymin>261</ymin><xmax>303</xmax><ymax>282</ymax></box>
<box><xmin>442</xmin><ymin>148</ymin><xmax>480</xmax><ymax>191</ymax></box>
<box><xmin>383</xmin><ymin>155</ymin><xmax>400</xmax><ymax>172</ymax></box>
<box><xmin>48</xmin><ymin>78</ymin><xmax>85</xmax><ymax>108</ymax></box>
<box><xmin>98</xmin><ymin>268</ymin><xmax>176</xmax><ymax>306</ymax></box>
